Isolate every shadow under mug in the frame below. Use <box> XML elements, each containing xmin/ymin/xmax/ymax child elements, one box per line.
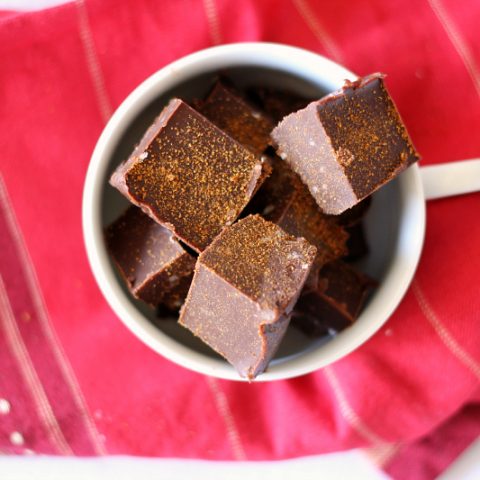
<box><xmin>82</xmin><ymin>43</ymin><xmax>480</xmax><ymax>381</ymax></box>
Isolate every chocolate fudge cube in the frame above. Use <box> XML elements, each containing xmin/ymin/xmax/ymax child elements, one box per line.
<box><xmin>291</xmin><ymin>260</ymin><xmax>375</xmax><ymax>337</ymax></box>
<box><xmin>110</xmin><ymin>99</ymin><xmax>264</xmax><ymax>253</ymax></box>
<box><xmin>345</xmin><ymin>223</ymin><xmax>369</xmax><ymax>262</ymax></box>
<box><xmin>271</xmin><ymin>74</ymin><xmax>420</xmax><ymax>214</ymax></box>
<box><xmin>160</xmin><ymin>273</ymin><xmax>193</xmax><ymax>312</ymax></box>
<box><xmin>154</xmin><ymin>275</ymin><xmax>193</xmax><ymax>319</ymax></box>
<box><xmin>249</xmin><ymin>156</ymin><xmax>348</xmax><ymax>267</ymax></box>
<box><xmin>247</xmin><ymin>86</ymin><xmax>312</xmax><ymax>122</ymax></box>
<box><xmin>179</xmin><ymin>215</ymin><xmax>317</xmax><ymax>379</ymax></box>
<box><xmin>105</xmin><ymin>206</ymin><xmax>195</xmax><ymax>307</ymax></box>
<box><xmin>334</xmin><ymin>196</ymin><xmax>372</xmax><ymax>227</ymax></box>
<box><xmin>197</xmin><ymin>80</ymin><xmax>274</xmax><ymax>154</ymax></box>
<box><xmin>247</xmin><ymin>156</ymin><xmax>348</xmax><ymax>291</ymax></box>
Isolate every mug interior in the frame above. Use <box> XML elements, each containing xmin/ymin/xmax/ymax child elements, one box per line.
<box><xmin>85</xmin><ymin>44</ymin><xmax>425</xmax><ymax>381</ymax></box>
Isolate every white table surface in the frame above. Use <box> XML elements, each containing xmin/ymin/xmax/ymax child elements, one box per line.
<box><xmin>1</xmin><ymin>440</ymin><xmax>479</xmax><ymax>480</ymax></box>
<box><xmin>0</xmin><ymin>451</ymin><xmax>388</xmax><ymax>480</ymax></box>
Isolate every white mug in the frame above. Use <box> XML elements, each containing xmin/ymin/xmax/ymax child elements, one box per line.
<box><xmin>82</xmin><ymin>43</ymin><xmax>480</xmax><ymax>381</ymax></box>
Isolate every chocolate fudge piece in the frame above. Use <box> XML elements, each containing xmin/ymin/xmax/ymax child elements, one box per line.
<box><xmin>271</xmin><ymin>74</ymin><xmax>420</xmax><ymax>214</ymax></box>
<box><xmin>161</xmin><ymin>273</ymin><xmax>193</xmax><ymax>311</ymax></box>
<box><xmin>334</xmin><ymin>196</ymin><xmax>372</xmax><ymax>227</ymax></box>
<box><xmin>197</xmin><ymin>80</ymin><xmax>274</xmax><ymax>154</ymax></box>
<box><xmin>105</xmin><ymin>206</ymin><xmax>195</xmax><ymax>306</ymax></box>
<box><xmin>252</xmin><ymin>154</ymin><xmax>273</xmax><ymax>197</ymax></box>
<box><xmin>247</xmin><ymin>86</ymin><xmax>312</xmax><ymax>122</ymax></box>
<box><xmin>179</xmin><ymin>215</ymin><xmax>317</xmax><ymax>379</ymax></box>
<box><xmin>345</xmin><ymin>223</ymin><xmax>369</xmax><ymax>262</ymax></box>
<box><xmin>250</xmin><ymin>156</ymin><xmax>348</xmax><ymax>266</ymax></box>
<box><xmin>110</xmin><ymin>99</ymin><xmax>264</xmax><ymax>253</ymax></box>
<box><xmin>291</xmin><ymin>260</ymin><xmax>374</xmax><ymax>337</ymax></box>
<box><xmin>154</xmin><ymin>279</ymin><xmax>191</xmax><ymax>319</ymax></box>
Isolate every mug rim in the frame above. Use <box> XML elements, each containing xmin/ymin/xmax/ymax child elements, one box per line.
<box><xmin>82</xmin><ymin>42</ymin><xmax>426</xmax><ymax>381</ymax></box>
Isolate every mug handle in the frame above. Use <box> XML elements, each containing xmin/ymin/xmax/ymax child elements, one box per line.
<box><xmin>420</xmin><ymin>158</ymin><xmax>480</xmax><ymax>200</ymax></box>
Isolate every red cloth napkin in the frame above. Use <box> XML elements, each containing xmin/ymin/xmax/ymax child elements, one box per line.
<box><xmin>0</xmin><ymin>0</ymin><xmax>479</xmax><ymax>477</ymax></box>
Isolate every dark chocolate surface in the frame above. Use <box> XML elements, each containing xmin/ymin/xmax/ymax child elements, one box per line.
<box><xmin>317</xmin><ymin>75</ymin><xmax>419</xmax><ymax>200</ymax></box>
<box><xmin>110</xmin><ymin>99</ymin><xmax>264</xmax><ymax>253</ymax></box>
<box><xmin>179</xmin><ymin>215</ymin><xmax>317</xmax><ymax>378</ymax></box>
<box><xmin>200</xmin><ymin>215</ymin><xmax>317</xmax><ymax>309</ymax></box>
<box><xmin>247</xmin><ymin>86</ymin><xmax>312</xmax><ymax>122</ymax></box>
<box><xmin>249</xmin><ymin>156</ymin><xmax>348</xmax><ymax>266</ymax></box>
<box><xmin>334</xmin><ymin>196</ymin><xmax>372</xmax><ymax>227</ymax></box>
<box><xmin>292</xmin><ymin>260</ymin><xmax>374</xmax><ymax>337</ymax></box>
<box><xmin>198</xmin><ymin>81</ymin><xmax>274</xmax><ymax>154</ymax></box>
<box><xmin>291</xmin><ymin>291</ymin><xmax>351</xmax><ymax>337</ymax></box>
<box><xmin>105</xmin><ymin>206</ymin><xmax>195</xmax><ymax>306</ymax></box>
<box><xmin>319</xmin><ymin>260</ymin><xmax>373</xmax><ymax>318</ymax></box>
<box><xmin>271</xmin><ymin>74</ymin><xmax>420</xmax><ymax>214</ymax></box>
<box><xmin>345</xmin><ymin>223</ymin><xmax>369</xmax><ymax>262</ymax></box>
